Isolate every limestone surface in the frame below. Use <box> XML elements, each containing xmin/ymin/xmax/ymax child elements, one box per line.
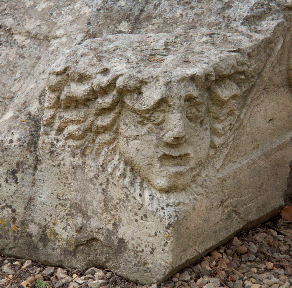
<box><xmin>0</xmin><ymin>0</ymin><xmax>292</xmax><ymax>284</ymax></box>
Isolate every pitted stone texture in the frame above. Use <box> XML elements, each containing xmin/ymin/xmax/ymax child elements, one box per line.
<box><xmin>0</xmin><ymin>0</ymin><xmax>292</xmax><ymax>285</ymax></box>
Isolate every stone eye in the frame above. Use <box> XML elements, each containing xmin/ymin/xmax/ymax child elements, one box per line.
<box><xmin>139</xmin><ymin>99</ymin><xmax>169</xmax><ymax>126</ymax></box>
<box><xmin>185</xmin><ymin>96</ymin><xmax>204</xmax><ymax>125</ymax></box>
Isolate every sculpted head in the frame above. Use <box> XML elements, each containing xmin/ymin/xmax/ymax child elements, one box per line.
<box><xmin>44</xmin><ymin>62</ymin><xmax>240</xmax><ymax>195</ymax></box>
<box><xmin>117</xmin><ymin>77</ymin><xmax>210</xmax><ymax>192</ymax></box>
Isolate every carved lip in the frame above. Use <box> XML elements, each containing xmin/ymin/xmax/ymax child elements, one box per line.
<box><xmin>158</xmin><ymin>153</ymin><xmax>191</xmax><ymax>168</ymax></box>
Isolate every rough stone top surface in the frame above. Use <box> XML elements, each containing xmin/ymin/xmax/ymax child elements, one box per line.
<box><xmin>1</xmin><ymin>0</ymin><xmax>284</xmax><ymax>38</ymax></box>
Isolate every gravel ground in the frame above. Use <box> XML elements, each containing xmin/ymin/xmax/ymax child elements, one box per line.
<box><xmin>1</xmin><ymin>215</ymin><xmax>292</xmax><ymax>288</ymax></box>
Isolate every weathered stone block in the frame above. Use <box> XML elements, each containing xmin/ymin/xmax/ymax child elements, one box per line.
<box><xmin>0</xmin><ymin>0</ymin><xmax>292</xmax><ymax>284</ymax></box>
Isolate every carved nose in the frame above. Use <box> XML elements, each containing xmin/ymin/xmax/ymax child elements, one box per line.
<box><xmin>163</xmin><ymin>113</ymin><xmax>186</xmax><ymax>144</ymax></box>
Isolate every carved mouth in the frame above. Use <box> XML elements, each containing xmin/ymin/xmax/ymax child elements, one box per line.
<box><xmin>158</xmin><ymin>153</ymin><xmax>190</xmax><ymax>167</ymax></box>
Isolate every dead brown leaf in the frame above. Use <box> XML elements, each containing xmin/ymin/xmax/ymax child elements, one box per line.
<box><xmin>281</xmin><ymin>206</ymin><xmax>292</xmax><ymax>222</ymax></box>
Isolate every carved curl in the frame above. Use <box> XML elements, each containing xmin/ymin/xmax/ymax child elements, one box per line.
<box><xmin>42</xmin><ymin>64</ymin><xmax>125</xmax><ymax>156</ymax></box>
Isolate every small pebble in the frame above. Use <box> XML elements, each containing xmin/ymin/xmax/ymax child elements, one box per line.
<box><xmin>203</xmin><ymin>283</ymin><xmax>217</xmax><ymax>288</ymax></box>
<box><xmin>266</xmin><ymin>262</ymin><xmax>273</xmax><ymax>270</ymax></box>
<box><xmin>209</xmin><ymin>278</ymin><xmax>220</xmax><ymax>286</ymax></box>
<box><xmin>42</xmin><ymin>266</ymin><xmax>54</xmax><ymax>276</ymax></box>
<box><xmin>210</xmin><ymin>251</ymin><xmax>222</xmax><ymax>258</ymax></box>
<box><xmin>55</xmin><ymin>276</ymin><xmax>73</xmax><ymax>288</ymax></box>
<box><xmin>94</xmin><ymin>269</ymin><xmax>105</xmax><ymax>280</ymax></box>
<box><xmin>21</xmin><ymin>281</ymin><xmax>32</xmax><ymax>288</ymax></box>
<box><xmin>216</xmin><ymin>270</ymin><xmax>226</xmax><ymax>280</ymax></box>
<box><xmin>254</xmin><ymin>233</ymin><xmax>267</xmax><ymax>242</ymax></box>
<box><xmin>233</xmin><ymin>280</ymin><xmax>243</xmax><ymax>288</ymax></box>
<box><xmin>84</xmin><ymin>274</ymin><xmax>95</xmax><ymax>280</ymax></box>
<box><xmin>13</xmin><ymin>261</ymin><xmax>22</xmax><ymax>267</ymax></box>
<box><xmin>200</xmin><ymin>261</ymin><xmax>210</xmax><ymax>270</ymax></box>
<box><xmin>263</xmin><ymin>277</ymin><xmax>278</xmax><ymax>286</ymax></box>
<box><xmin>233</xmin><ymin>269</ymin><xmax>243</xmax><ymax>279</ymax></box>
<box><xmin>248</xmin><ymin>242</ymin><xmax>258</xmax><ymax>254</ymax></box>
<box><xmin>2</xmin><ymin>263</ymin><xmax>15</xmax><ymax>274</ymax></box>
<box><xmin>179</xmin><ymin>271</ymin><xmax>191</xmax><ymax>281</ymax></box>
<box><xmin>22</xmin><ymin>260</ymin><xmax>33</xmax><ymax>269</ymax></box>
<box><xmin>226</xmin><ymin>249</ymin><xmax>234</xmax><ymax>256</ymax></box>
<box><xmin>250</xmin><ymin>285</ymin><xmax>261</xmax><ymax>288</ymax></box>
<box><xmin>250</xmin><ymin>278</ymin><xmax>257</xmax><ymax>283</ymax></box>
<box><xmin>268</xmin><ymin>229</ymin><xmax>278</xmax><ymax>237</ymax></box>
<box><xmin>26</xmin><ymin>276</ymin><xmax>36</xmax><ymax>284</ymax></box>
<box><xmin>196</xmin><ymin>277</ymin><xmax>207</xmax><ymax>286</ymax></box>
<box><xmin>56</xmin><ymin>267</ymin><xmax>68</xmax><ymax>279</ymax></box>
<box><xmin>236</xmin><ymin>246</ymin><xmax>248</xmax><ymax>255</ymax></box>
<box><xmin>232</xmin><ymin>237</ymin><xmax>242</xmax><ymax>246</ymax></box>
<box><xmin>173</xmin><ymin>272</ymin><xmax>180</xmax><ymax>282</ymax></box>
<box><xmin>244</xmin><ymin>280</ymin><xmax>253</xmax><ymax>288</ymax></box>
<box><xmin>86</xmin><ymin>267</ymin><xmax>100</xmax><ymax>276</ymax></box>
<box><xmin>88</xmin><ymin>280</ymin><xmax>108</xmax><ymax>288</ymax></box>
<box><xmin>75</xmin><ymin>277</ymin><xmax>86</xmax><ymax>284</ymax></box>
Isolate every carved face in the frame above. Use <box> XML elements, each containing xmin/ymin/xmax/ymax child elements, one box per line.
<box><xmin>118</xmin><ymin>79</ymin><xmax>210</xmax><ymax>192</ymax></box>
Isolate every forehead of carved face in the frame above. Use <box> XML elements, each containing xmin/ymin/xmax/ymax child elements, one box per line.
<box><xmin>118</xmin><ymin>78</ymin><xmax>210</xmax><ymax>192</ymax></box>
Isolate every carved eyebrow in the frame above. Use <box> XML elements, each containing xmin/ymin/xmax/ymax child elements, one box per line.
<box><xmin>184</xmin><ymin>94</ymin><xmax>205</xmax><ymax>104</ymax></box>
<box><xmin>127</xmin><ymin>97</ymin><xmax>169</xmax><ymax>113</ymax></box>
<box><xmin>123</xmin><ymin>86</ymin><xmax>167</xmax><ymax>111</ymax></box>
<box><xmin>148</xmin><ymin>97</ymin><xmax>169</xmax><ymax>110</ymax></box>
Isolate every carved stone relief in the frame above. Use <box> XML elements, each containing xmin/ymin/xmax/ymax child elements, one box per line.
<box><xmin>40</xmin><ymin>35</ymin><xmax>277</xmax><ymax>205</ymax></box>
<box><xmin>1</xmin><ymin>0</ymin><xmax>292</xmax><ymax>284</ymax></box>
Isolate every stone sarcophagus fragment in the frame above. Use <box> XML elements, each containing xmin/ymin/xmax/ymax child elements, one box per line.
<box><xmin>0</xmin><ymin>0</ymin><xmax>292</xmax><ymax>284</ymax></box>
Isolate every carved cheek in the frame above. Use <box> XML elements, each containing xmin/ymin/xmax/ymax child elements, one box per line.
<box><xmin>146</xmin><ymin>123</ymin><xmax>164</xmax><ymax>138</ymax></box>
<box><xmin>119</xmin><ymin>111</ymin><xmax>145</xmax><ymax>137</ymax></box>
<box><xmin>188</xmin><ymin>125</ymin><xmax>211</xmax><ymax>160</ymax></box>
